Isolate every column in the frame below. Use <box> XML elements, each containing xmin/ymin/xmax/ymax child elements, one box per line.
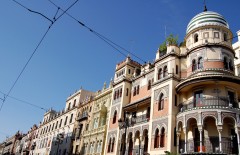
<box><xmin>217</xmin><ymin>127</ymin><xmax>222</xmax><ymax>153</ymax></box>
<box><xmin>176</xmin><ymin>131</ymin><xmax>180</xmax><ymax>154</ymax></box>
<box><xmin>235</xmin><ymin>128</ymin><xmax>240</xmax><ymax>155</ymax></box>
<box><xmin>139</xmin><ymin>136</ymin><xmax>142</xmax><ymax>155</ymax></box>
<box><xmin>183</xmin><ymin>127</ymin><xmax>187</xmax><ymax>153</ymax></box>
<box><xmin>198</xmin><ymin>126</ymin><xmax>203</xmax><ymax>152</ymax></box>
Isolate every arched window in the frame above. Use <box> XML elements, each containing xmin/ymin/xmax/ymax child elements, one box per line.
<box><xmin>229</xmin><ymin>59</ymin><xmax>233</xmax><ymax>71</ymax></box>
<box><xmin>224</xmin><ymin>57</ymin><xmax>228</xmax><ymax>69</ymax></box>
<box><xmin>158</xmin><ymin>93</ymin><xmax>164</xmax><ymax>111</ymax></box>
<box><xmin>158</xmin><ymin>68</ymin><xmax>162</xmax><ymax>80</ymax></box>
<box><xmin>111</xmin><ymin>137</ymin><xmax>115</xmax><ymax>152</ymax></box>
<box><xmin>113</xmin><ymin>111</ymin><xmax>117</xmax><ymax>124</ymax></box>
<box><xmin>160</xmin><ymin>128</ymin><xmax>165</xmax><ymax>147</ymax></box>
<box><xmin>198</xmin><ymin>57</ymin><xmax>203</xmax><ymax>69</ymax></box>
<box><xmin>163</xmin><ymin>66</ymin><xmax>168</xmax><ymax>77</ymax></box>
<box><xmin>108</xmin><ymin>138</ymin><xmax>111</xmax><ymax>153</ymax></box>
<box><xmin>224</xmin><ymin>33</ymin><xmax>227</xmax><ymax>41</ymax></box>
<box><xmin>147</xmin><ymin>80</ymin><xmax>151</xmax><ymax>90</ymax></box>
<box><xmin>154</xmin><ymin>128</ymin><xmax>160</xmax><ymax>148</ymax></box>
<box><xmin>194</xmin><ymin>34</ymin><xmax>198</xmax><ymax>43</ymax></box>
<box><xmin>192</xmin><ymin>59</ymin><xmax>197</xmax><ymax>71</ymax></box>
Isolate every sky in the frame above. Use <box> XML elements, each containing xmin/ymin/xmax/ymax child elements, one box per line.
<box><xmin>0</xmin><ymin>0</ymin><xmax>240</xmax><ymax>141</ymax></box>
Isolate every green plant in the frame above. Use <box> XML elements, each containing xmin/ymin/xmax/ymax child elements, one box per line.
<box><xmin>159</xmin><ymin>34</ymin><xmax>179</xmax><ymax>53</ymax></box>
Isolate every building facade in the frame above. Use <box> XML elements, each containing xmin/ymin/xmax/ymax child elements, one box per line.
<box><xmin>105</xmin><ymin>9</ymin><xmax>240</xmax><ymax>155</ymax></box>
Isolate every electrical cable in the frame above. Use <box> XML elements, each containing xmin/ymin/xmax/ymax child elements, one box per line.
<box><xmin>48</xmin><ymin>0</ymin><xmax>147</xmax><ymax>64</ymax></box>
<box><xmin>0</xmin><ymin>0</ymin><xmax>79</xmax><ymax>112</ymax></box>
<box><xmin>0</xmin><ymin>90</ymin><xmax>47</xmax><ymax>111</ymax></box>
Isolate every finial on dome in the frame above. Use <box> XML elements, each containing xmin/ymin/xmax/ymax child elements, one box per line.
<box><xmin>203</xmin><ymin>0</ymin><xmax>207</xmax><ymax>12</ymax></box>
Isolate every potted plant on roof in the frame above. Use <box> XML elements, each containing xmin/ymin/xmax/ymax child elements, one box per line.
<box><xmin>158</xmin><ymin>34</ymin><xmax>179</xmax><ymax>57</ymax></box>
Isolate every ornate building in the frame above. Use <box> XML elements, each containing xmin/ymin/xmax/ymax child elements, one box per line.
<box><xmin>105</xmin><ymin>8</ymin><xmax>240</xmax><ymax>155</ymax></box>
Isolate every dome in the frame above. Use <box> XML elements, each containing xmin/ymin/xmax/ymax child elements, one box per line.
<box><xmin>186</xmin><ymin>11</ymin><xmax>229</xmax><ymax>34</ymax></box>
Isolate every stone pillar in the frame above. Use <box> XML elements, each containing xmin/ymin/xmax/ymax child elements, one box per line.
<box><xmin>198</xmin><ymin>126</ymin><xmax>203</xmax><ymax>152</ymax></box>
<box><xmin>235</xmin><ymin>128</ymin><xmax>240</xmax><ymax>155</ymax></box>
<box><xmin>183</xmin><ymin>127</ymin><xmax>187</xmax><ymax>153</ymax></box>
<box><xmin>176</xmin><ymin>131</ymin><xmax>180</xmax><ymax>154</ymax></box>
<box><xmin>217</xmin><ymin>126</ymin><xmax>223</xmax><ymax>153</ymax></box>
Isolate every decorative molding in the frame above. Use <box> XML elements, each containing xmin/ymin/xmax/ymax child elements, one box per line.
<box><xmin>154</xmin><ymin>85</ymin><xmax>169</xmax><ymax>100</ymax></box>
<box><xmin>152</xmin><ymin>118</ymin><xmax>168</xmax><ymax>134</ymax></box>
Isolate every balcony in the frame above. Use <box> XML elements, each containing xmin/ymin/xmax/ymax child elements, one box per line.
<box><xmin>76</xmin><ymin>113</ymin><xmax>88</xmax><ymax>121</ymax></box>
<box><xmin>178</xmin><ymin>96</ymin><xmax>239</xmax><ymax>112</ymax></box>
<box><xmin>131</xmin><ymin>114</ymin><xmax>150</xmax><ymax>125</ymax></box>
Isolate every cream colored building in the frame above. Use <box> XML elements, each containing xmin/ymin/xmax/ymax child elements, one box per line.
<box><xmin>233</xmin><ymin>30</ymin><xmax>240</xmax><ymax>76</ymax></box>
<box><xmin>34</xmin><ymin>89</ymin><xmax>94</xmax><ymax>155</ymax></box>
<box><xmin>105</xmin><ymin>8</ymin><xmax>240</xmax><ymax>155</ymax></box>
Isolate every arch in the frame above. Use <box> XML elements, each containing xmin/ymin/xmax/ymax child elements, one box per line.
<box><xmin>154</xmin><ymin>128</ymin><xmax>160</xmax><ymax>148</ymax></box>
<box><xmin>192</xmin><ymin>59</ymin><xmax>197</xmax><ymax>71</ymax></box>
<box><xmin>198</xmin><ymin>57</ymin><xmax>203</xmax><ymax>69</ymax></box>
<box><xmin>158</xmin><ymin>93</ymin><xmax>164</xmax><ymax>111</ymax></box>
<box><xmin>163</xmin><ymin>66</ymin><xmax>168</xmax><ymax>77</ymax></box>
<box><xmin>202</xmin><ymin>115</ymin><xmax>217</xmax><ymax>126</ymax></box>
<box><xmin>160</xmin><ymin>127</ymin><xmax>166</xmax><ymax>147</ymax></box>
<box><xmin>158</xmin><ymin>68</ymin><xmax>162</xmax><ymax>80</ymax></box>
<box><xmin>222</xmin><ymin>115</ymin><xmax>237</xmax><ymax>126</ymax></box>
<box><xmin>177</xmin><ymin>120</ymin><xmax>183</xmax><ymax>131</ymax></box>
<box><xmin>112</xmin><ymin>110</ymin><xmax>117</xmax><ymax>124</ymax></box>
<box><xmin>194</xmin><ymin>33</ymin><xmax>199</xmax><ymax>43</ymax></box>
<box><xmin>186</xmin><ymin>117</ymin><xmax>198</xmax><ymax>127</ymax></box>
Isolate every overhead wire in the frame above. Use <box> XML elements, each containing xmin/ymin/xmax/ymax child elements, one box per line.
<box><xmin>0</xmin><ymin>0</ymin><xmax>79</xmax><ymax>112</ymax></box>
<box><xmin>48</xmin><ymin>0</ymin><xmax>147</xmax><ymax>64</ymax></box>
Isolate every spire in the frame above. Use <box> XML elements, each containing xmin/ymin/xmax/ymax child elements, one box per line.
<box><xmin>203</xmin><ymin>0</ymin><xmax>207</xmax><ymax>12</ymax></box>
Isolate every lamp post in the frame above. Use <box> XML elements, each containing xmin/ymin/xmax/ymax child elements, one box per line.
<box><xmin>118</xmin><ymin>112</ymin><xmax>131</xmax><ymax>155</ymax></box>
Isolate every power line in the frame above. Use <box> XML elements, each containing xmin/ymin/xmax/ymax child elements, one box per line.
<box><xmin>48</xmin><ymin>0</ymin><xmax>147</xmax><ymax>64</ymax></box>
<box><xmin>0</xmin><ymin>0</ymin><xmax>79</xmax><ymax>112</ymax></box>
<box><xmin>0</xmin><ymin>90</ymin><xmax>47</xmax><ymax>111</ymax></box>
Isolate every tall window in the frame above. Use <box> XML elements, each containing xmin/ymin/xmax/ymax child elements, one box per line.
<box><xmin>59</xmin><ymin>119</ymin><xmax>62</xmax><ymax>128</ymax></box>
<box><xmin>229</xmin><ymin>60</ymin><xmax>233</xmax><ymax>71</ymax></box>
<box><xmin>163</xmin><ymin>66</ymin><xmax>168</xmax><ymax>77</ymax></box>
<box><xmin>160</xmin><ymin>128</ymin><xmax>165</xmax><ymax>147</ymax></box>
<box><xmin>64</xmin><ymin>116</ymin><xmax>68</xmax><ymax>126</ymax></box>
<box><xmin>158</xmin><ymin>68</ymin><xmax>162</xmax><ymax>80</ymax></box>
<box><xmin>224</xmin><ymin>57</ymin><xmax>228</xmax><ymax>69</ymax></box>
<box><xmin>68</xmin><ymin>102</ymin><xmax>71</xmax><ymax>110</ymax></box>
<box><xmin>154</xmin><ymin>129</ymin><xmax>160</xmax><ymax>148</ymax></box>
<box><xmin>133</xmin><ymin>87</ymin><xmax>136</xmax><ymax>96</ymax></box>
<box><xmin>176</xmin><ymin>65</ymin><xmax>178</xmax><ymax>74</ymax></box>
<box><xmin>194</xmin><ymin>34</ymin><xmax>198</xmax><ymax>43</ymax></box>
<box><xmin>55</xmin><ymin>121</ymin><xmax>58</xmax><ymax>129</ymax></box>
<box><xmin>158</xmin><ymin>93</ymin><xmax>164</xmax><ymax>111</ymax></box>
<box><xmin>198</xmin><ymin>57</ymin><xmax>203</xmax><ymax>69</ymax></box>
<box><xmin>194</xmin><ymin>90</ymin><xmax>203</xmax><ymax>107</ymax></box>
<box><xmin>113</xmin><ymin>111</ymin><xmax>117</xmax><ymax>124</ymax></box>
<box><xmin>147</xmin><ymin>80</ymin><xmax>151</xmax><ymax>90</ymax></box>
<box><xmin>224</xmin><ymin>33</ymin><xmax>227</xmax><ymax>41</ymax></box>
<box><xmin>136</xmin><ymin>85</ymin><xmax>140</xmax><ymax>94</ymax></box>
<box><xmin>73</xmin><ymin>99</ymin><xmax>76</xmax><ymax>107</ymax></box>
<box><xmin>108</xmin><ymin>138</ymin><xmax>111</xmax><ymax>153</ymax></box>
<box><xmin>69</xmin><ymin>114</ymin><xmax>73</xmax><ymax>123</ymax></box>
<box><xmin>192</xmin><ymin>59</ymin><xmax>196</xmax><ymax>71</ymax></box>
<box><xmin>111</xmin><ymin>137</ymin><xmax>115</xmax><ymax>152</ymax></box>
<box><xmin>119</xmin><ymin>88</ymin><xmax>122</xmax><ymax>97</ymax></box>
<box><xmin>126</xmin><ymin>88</ymin><xmax>129</xmax><ymax>96</ymax></box>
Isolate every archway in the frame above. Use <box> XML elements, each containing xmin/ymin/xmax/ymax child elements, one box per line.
<box><xmin>128</xmin><ymin>132</ymin><xmax>133</xmax><ymax>155</ymax></box>
<box><xmin>143</xmin><ymin>129</ymin><xmax>148</xmax><ymax>153</ymax></box>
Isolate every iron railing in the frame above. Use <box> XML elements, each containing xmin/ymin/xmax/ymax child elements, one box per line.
<box><xmin>178</xmin><ymin>96</ymin><xmax>239</xmax><ymax>112</ymax></box>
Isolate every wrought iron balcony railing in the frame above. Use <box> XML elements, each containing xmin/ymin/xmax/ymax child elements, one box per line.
<box><xmin>76</xmin><ymin>113</ymin><xmax>88</xmax><ymax>121</ymax></box>
<box><xmin>178</xmin><ymin>96</ymin><xmax>239</xmax><ymax>112</ymax></box>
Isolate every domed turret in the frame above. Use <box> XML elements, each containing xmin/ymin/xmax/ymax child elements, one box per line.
<box><xmin>186</xmin><ymin>11</ymin><xmax>229</xmax><ymax>34</ymax></box>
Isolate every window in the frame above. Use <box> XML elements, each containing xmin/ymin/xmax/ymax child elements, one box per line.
<box><xmin>68</xmin><ymin>102</ymin><xmax>71</xmax><ymax>110</ymax></box>
<box><xmin>70</xmin><ymin>114</ymin><xmax>73</xmax><ymax>123</ymax></box>
<box><xmin>52</xmin><ymin>123</ymin><xmax>55</xmax><ymax>131</ymax></box>
<box><xmin>64</xmin><ymin>116</ymin><xmax>68</xmax><ymax>126</ymax></box>
<box><xmin>229</xmin><ymin>60</ymin><xmax>233</xmax><ymax>71</ymax></box>
<box><xmin>175</xmin><ymin>95</ymin><xmax>177</xmax><ymax>106</ymax></box>
<box><xmin>119</xmin><ymin>88</ymin><xmax>122</xmax><ymax>97</ymax></box>
<box><xmin>160</xmin><ymin>128</ymin><xmax>165</xmax><ymax>147</ymax></box>
<box><xmin>147</xmin><ymin>80</ymin><xmax>151</xmax><ymax>90</ymax></box>
<box><xmin>133</xmin><ymin>87</ymin><xmax>136</xmax><ymax>96</ymax></box>
<box><xmin>108</xmin><ymin>138</ymin><xmax>111</xmax><ymax>153</ymax></box>
<box><xmin>194</xmin><ymin>90</ymin><xmax>203</xmax><ymax>107</ymax></box>
<box><xmin>224</xmin><ymin>57</ymin><xmax>228</xmax><ymax>69</ymax></box>
<box><xmin>86</xmin><ymin>124</ymin><xmax>89</xmax><ymax>131</ymax></box>
<box><xmin>73</xmin><ymin>99</ymin><xmax>76</xmax><ymax>107</ymax></box>
<box><xmin>158</xmin><ymin>93</ymin><xmax>164</xmax><ymax>111</ymax></box>
<box><xmin>174</xmin><ymin>127</ymin><xmax>177</xmax><ymax>146</ymax></box>
<box><xmin>192</xmin><ymin>59</ymin><xmax>196</xmax><ymax>71</ymax></box>
<box><xmin>114</xmin><ymin>88</ymin><xmax>123</xmax><ymax>100</ymax></box>
<box><xmin>136</xmin><ymin>85</ymin><xmax>140</xmax><ymax>94</ymax></box>
<box><xmin>113</xmin><ymin>111</ymin><xmax>117</xmax><ymax>124</ymax></box>
<box><xmin>55</xmin><ymin>121</ymin><xmax>58</xmax><ymax>129</ymax></box>
<box><xmin>203</xmin><ymin>32</ymin><xmax>209</xmax><ymax>39</ymax></box>
<box><xmin>126</xmin><ymin>88</ymin><xmax>129</xmax><ymax>96</ymax></box>
<box><xmin>214</xmin><ymin>32</ymin><xmax>219</xmax><ymax>38</ymax></box>
<box><xmin>128</xmin><ymin>69</ymin><xmax>131</xmax><ymax>74</ymax></box>
<box><xmin>198</xmin><ymin>57</ymin><xmax>203</xmax><ymax>69</ymax></box>
<box><xmin>158</xmin><ymin>68</ymin><xmax>162</xmax><ymax>80</ymax></box>
<box><xmin>111</xmin><ymin>137</ymin><xmax>115</xmax><ymax>152</ymax></box>
<box><xmin>224</xmin><ymin>33</ymin><xmax>227</xmax><ymax>41</ymax></box>
<box><xmin>154</xmin><ymin>129</ymin><xmax>160</xmax><ymax>148</ymax></box>
<box><xmin>194</xmin><ymin>34</ymin><xmax>198</xmax><ymax>43</ymax></box>
<box><xmin>48</xmin><ymin>125</ymin><xmax>51</xmax><ymax>132</ymax></box>
<box><xmin>59</xmin><ymin>119</ymin><xmax>62</xmax><ymax>128</ymax></box>
<box><xmin>89</xmin><ymin>106</ymin><xmax>92</xmax><ymax>112</ymax></box>
<box><xmin>176</xmin><ymin>65</ymin><xmax>178</xmax><ymax>74</ymax></box>
<box><xmin>163</xmin><ymin>66</ymin><xmax>168</xmax><ymax>77</ymax></box>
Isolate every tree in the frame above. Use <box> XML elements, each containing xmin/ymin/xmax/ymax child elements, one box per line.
<box><xmin>159</xmin><ymin>34</ymin><xmax>178</xmax><ymax>53</ymax></box>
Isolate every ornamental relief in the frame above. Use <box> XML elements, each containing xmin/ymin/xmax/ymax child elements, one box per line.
<box><xmin>154</xmin><ymin>85</ymin><xmax>169</xmax><ymax>100</ymax></box>
<box><xmin>156</xmin><ymin>62</ymin><xmax>168</xmax><ymax>70</ymax></box>
<box><xmin>202</xmin><ymin>111</ymin><xmax>218</xmax><ymax>124</ymax></box>
<box><xmin>177</xmin><ymin>116</ymin><xmax>184</xmax><ymax>127</ymax></box>
<box><xmin>107</xmin><ymin>130</ymin><xmax>117</xmax><ymax>141</ymax></box>
<box><xmin>221</xmin><ymin>112</ymin><xmax>237</xmax><ymax>123</ymax></box>
<box><xmin>152</xmin><ymin>118</ymin><xmax>168</xmax><ymax>134</ymax></box>
<box><xmin>186</xmin><ymin>113</ymin><xmax>198</xmax><ymax>124</ymax></box>
<box><xmin>110</xmin><ymin>104</ymin><xmax>121</xmax><ymax>116</ymax></box>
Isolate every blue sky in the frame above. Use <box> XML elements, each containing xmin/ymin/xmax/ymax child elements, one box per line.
<box><xmin>0</xmin><ymin>0</ymin><xmax>240</xmax><ymax>141</ymax></box>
